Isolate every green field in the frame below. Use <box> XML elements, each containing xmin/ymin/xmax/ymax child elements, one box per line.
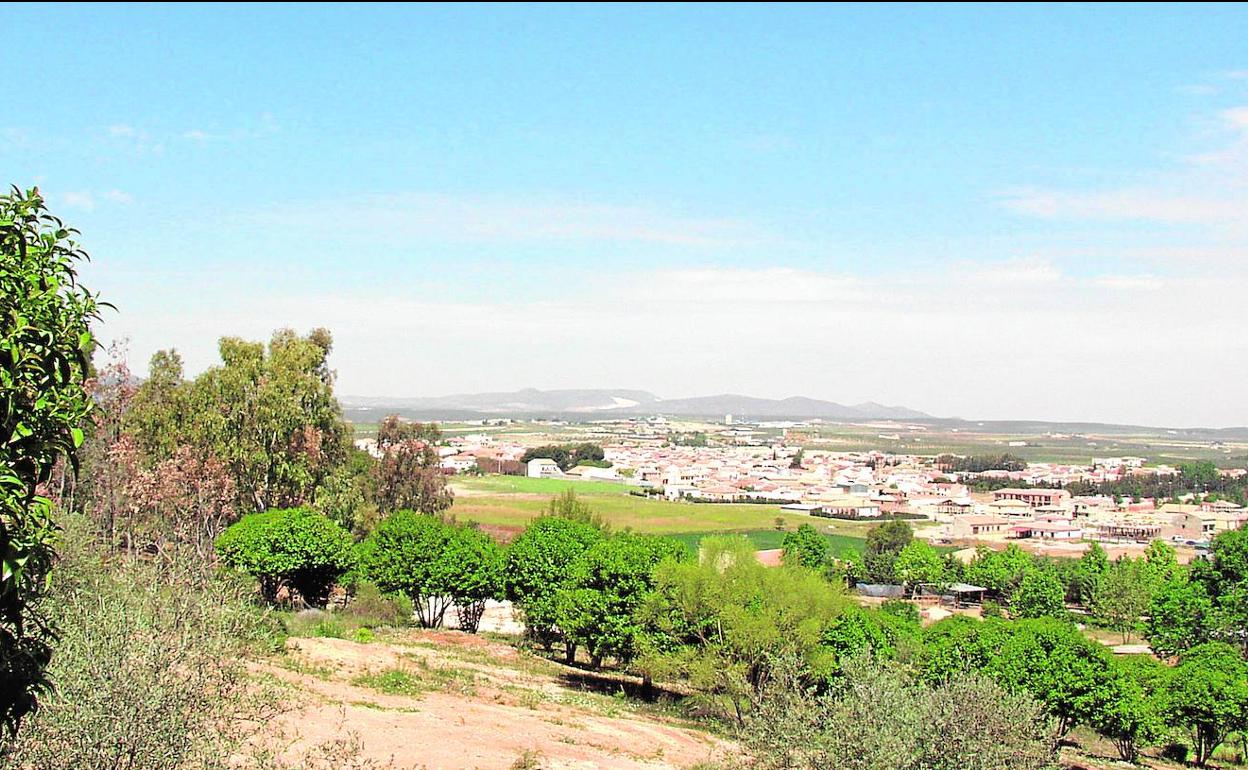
<box><xmin>448</xmin><ymin>474</ymin><xmax>897</xmax><ymax>541</ymax></box>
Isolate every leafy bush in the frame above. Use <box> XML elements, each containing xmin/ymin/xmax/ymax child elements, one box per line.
<box><xmin>504</xmin><ymin>515</ymin><xmax>604</xmax><ymax>649</ymax></box>
<box><xmin>740</xmin><ymin>655</ymin><xmax>1057</xmax><ymax>770</ymax></box>
<box><xmin>6</xmin><ymin>518</ymin><xmax>283</xmax><ymax>769</ymax></box>
<box><xmin>357</xmin><ymin>512</ymin><xmax>503</xmax><ymax>632</ymax></box>
<box><xmin>345</xmin><ymin>582</ymin><xmax>413</xmax><ymax>627</ymax></box>
<box><xmin>216</xmin><ymin>507</ymin><xmax>355</xmax><ymax>607</ymax></box>
<box><xmin>441</xmin><ymin>525</ymin><xmax>504</xmax><ymax>633</ymax></box>
<box><xmin>635</xmin><ymin>535</ymin><xmax>847</xmax><ymax>722</ymax></box>
<box><xmin>358</xmin><ymin>511</ymin><xmax>454</xmax><ymax>627</ymax></box>
<box><xmin>1</xmin><ymin>187</ymin><xmax>103</xmax><ymax>737</ymax></box>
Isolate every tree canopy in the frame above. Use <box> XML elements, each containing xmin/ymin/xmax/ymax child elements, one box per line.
<box><xmin>0</xmin><ymin>187</ymin><xmax>103</xmax><ymax>735</ymax></box>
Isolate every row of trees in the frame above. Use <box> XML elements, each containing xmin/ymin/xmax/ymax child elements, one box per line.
<box><xmin>810</xmin><ymin>516</ymin><xmax>1248</xmax><ymax>653</ymax></box>
<box><xmin>518</xmin><ymin>443</ymin><xmax>606</xmax><ymax>471</ymax></box>
<box><xmin>214</xmin><ymin>506</ymin><xmax>502</xmax><ymax>633</ymax></box>
<box><xmin>935</xmin><ymin>452</ymin><xmax>1028</xmax><ymax>473</ymax></box>
<box><xmin>1065</xmin><ymin>461</ymin><xmax>1248</xmax><ymax>506</ymax></box>
<box><xmin>78</xmin><ymin>336</ymin><xmax>453</xmax><ymax>555</ymax></box>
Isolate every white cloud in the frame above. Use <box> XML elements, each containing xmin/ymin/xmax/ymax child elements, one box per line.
<box><xmin>61</xmin><ymin>191</ymin><xmax>95</xmax><ymax>211</ymax></box>
<box><xmin>252</xmin><ymin>193</ymin><xmax>764</xmax><ymax>248</ymax></box>
<box><xmin>182</xmin><ymin>114</ymin><xmax>279</xmax><ymax>144</ymax></box>
<box><xmin>103</xmin><ymin>189</ymin><xmax>133</xmax><ymax>204</ymax></box>
<box><xmin>96</xmin><ymin>259</ymin><xmax>1246</xmax><ymax>426</ymax></box>
<box><xmin>998</xmin><ymin>186</ymin><xmax>1247</xmax><ymax>225</ymax></box>
<box><xmin>1221</xmin><ymin>106</ymin><xmax>1248</xmax><ymax>130</ymax></box>
<box><xmin>997</xmin><ymin>103</ymin><xmax>1248</xmax><ymax>241</ymax></box>
<box><xmin>108</xmin><ymin>124</ymin><xmax>137</xmax><ymax>137</ymax></box>
<box><xmin>1092</xmin><ymin>274</ymin><xmax>1164</xmax><ymax>291</ymax></box>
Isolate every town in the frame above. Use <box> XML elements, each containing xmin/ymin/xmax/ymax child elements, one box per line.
<box><xmin>364</xmin><ymin>415</ymin><xmax>1248</xmax><ymax>564</ymax></box>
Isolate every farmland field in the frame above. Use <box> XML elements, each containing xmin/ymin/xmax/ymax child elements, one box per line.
<box><xmin>448</xmin><ymin>474</ymin><xmax>925</xmax><ymax>545</ymax></box>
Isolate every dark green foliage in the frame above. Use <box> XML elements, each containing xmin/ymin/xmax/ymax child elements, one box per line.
<box><xmin>1091</xmin><ymin>654</ymin><xmax>1170</xmax><ymax>763</ymax></box>
<box><xmin>1144</xmin><ymin>529</ymin><xmax>1248</xmax><ymax>658</ymax></box>
<box><xmin>216</xmin><ymin>508</ymin><xmax>355</xmax><ymax>607</ymax></box>
<box><xmin>1178</xmin><ymin>461</ymin><xmax>1221</xmax><ymax>490</ymax></box>
<box><xmin>936</xmin><ymin>453</ymin><xmax>1027</xmax><ymax>473</ymax></box>
<box><xmin>1147</xmin><ymin>576</ymin><xmax>1214</xmax><ymax>657</ymax></box>
<box><xmin>441</xmin><ymin>525</ymin><xmax>504</xmax><ymax>633</ymax></box>
<box><xmin>985</xmin><ymin>616</ymin><xmax>1119</xmax><ymax>737</ymax></box>
<box><xmin>520</xmin><ymin>442</ymin><xmax>605</xmax><ymax>471</ymax></box>
<box><xmin>1168</xmin><ymin>642</ymin><xmax>1248</xmax><ymax>766</ymax></box>
<box><xmin>917</xmin><ymin>615</ymin><xmax>1116</xmax><ymax>738</ymax></box>
<box><xmin>820</xmin><ymin>605</ymin><xmax>919</xmax><ymax>672</ymax></box>
<box><xmin>917</xmin><ymin>615</ymin><xmax>1013</xmax><ymax>683</ymax></box>
<box><xmin>862</xmin><ymin>520</ymin><xmax>913</xmax><ymax>583</ymax></box>
<box><xmin>503</xmin><ymin>515</ymin><xmax>604</xmax><ymax>649</ymax></box>
<box><xmin>555</xmin><ymin>533</ymin><xmax>688</xmax><ymax>667</ymax></box>
<box><xmin>1089</xmin><ymin>557</ymin><xmax>1151</xmax><ymax>641</ymax></box>
<box><xmin>879</xmin><ymin>598</ymin><xmax>921</xmax><ymax>626</ymax></box>
<box><xmin>1011</xmin><ymin>568</ymin><xmax>1067</xmax><ymax>619</ymax></box>
<box><xmin>0</xmin><ymin>187</ymin><xmax>102</xmax><ymax>736</ymax></box>
<box><xmin>782</xmin><ymin>523</ymin><xmax>828</xmax><ymax>569</ymax></box>
<box><xmin>964</xmin><ymin>544</ymin><xmax>1033</xmax><ymax>601</ymax></box>
<box><xmin>893</xmin><ymin>539</ymin><xmax>945</xmax><ymax>589</ymax></box>
<box><xmin>1071</xmin><ymin>542</ymin><xmax>1109</xmax><ymax>604</ymax></box>
<box><xmin>357</xmin><ymin>511</ymin><xmax>454</xmax><ymax>627</ymax></box>
<box><xmin>1065</xmin><ymin>468</ymin><xmax>1248</xmax><ymax>508</ymax></box>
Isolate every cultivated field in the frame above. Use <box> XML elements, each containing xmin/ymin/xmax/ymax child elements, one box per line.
<box><xmin>448</xmin><ymin>475</ymin><xmax>906</xmax><ymax>546</ymax></box>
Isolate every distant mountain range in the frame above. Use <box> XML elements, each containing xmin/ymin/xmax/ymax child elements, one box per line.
<box><xmin>341</xmin><ymin>388</ymin><xmax>931</xmax><ymax>420</ymax></box>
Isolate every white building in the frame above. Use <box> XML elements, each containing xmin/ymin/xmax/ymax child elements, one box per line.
<box><xmin>526</xmin><ymin>458</ymin><xmax>562</xmax><ymax>478</ymax></box>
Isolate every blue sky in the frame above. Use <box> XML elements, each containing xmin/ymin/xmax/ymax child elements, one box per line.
<box><xmin>5</xmin><ymin>3</ymin><xmax>1248</xmax><ymax>425</ymax></box>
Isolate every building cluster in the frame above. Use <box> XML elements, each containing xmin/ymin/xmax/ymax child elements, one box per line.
<box><xmin>360</xmin><ymin>425</ymin><xmax>1246</xmax><ymax>552</ymax></box>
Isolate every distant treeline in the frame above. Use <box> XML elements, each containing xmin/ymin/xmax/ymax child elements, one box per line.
<box><xmin>520</xmin><ymin>443</ymin><xmax>607</xmax><ymax>471</ymax></box>
<box><xmin>1065</xmin><ymin>462</ymin><xmax>1248</xmax><ymax>506</ymax></box>
<box><xmin>936</xmin><ymin>453</ymin><xmax>1028</xmax><ymax>473</ymax></box>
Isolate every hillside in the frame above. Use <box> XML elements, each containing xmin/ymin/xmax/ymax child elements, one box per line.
<box><xmin>341</xmin><ymin>389</ymin><xmax>931</xmax><ymax>420</ymax></box>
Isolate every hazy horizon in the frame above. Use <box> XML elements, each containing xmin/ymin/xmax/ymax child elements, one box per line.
<box><xmin>6</xmin><ymin>4</ymin><xmax>1247</xmax><ymax>426</ymax></box>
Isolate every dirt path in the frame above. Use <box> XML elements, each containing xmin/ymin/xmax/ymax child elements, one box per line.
<box><xmin>253</xmin><ymin>631</ymin><xmax>732</xmax><ymax>770</ymax></box>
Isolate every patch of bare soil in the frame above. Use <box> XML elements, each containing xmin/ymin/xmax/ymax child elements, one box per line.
<box><xmin>251</xmin><ymin>631</ymin><xmax>732</xmax><ymax>770</ymax></box>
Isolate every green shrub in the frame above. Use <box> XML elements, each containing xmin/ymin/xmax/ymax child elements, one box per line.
<box><xmin>358</xmin><ymin>512</ymin><xmax>504</xmax><ymax>631</ymax></box>
<box><xmin>357</xmin><ymin>511</ymin><xmax>455</xmax><ymax>628</ymax></box>
<box><xmin>345</xmin><ymin>582</ymin><xmax>414</xmax><ymax>627</ymax></box>
<box><xmin>741</xmin><ymin>655</ymin><xmax>1057</xmax><ymax>770</ymax></box>
<box><xmin>6</xmin><ymin>518</ymin><xmax>282</xmax><ymax>769</ymax></box>
<box><xmin>216</xmin><ymin>508</ymin><xmax>355</xmax><ymax>607</ymax></box>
